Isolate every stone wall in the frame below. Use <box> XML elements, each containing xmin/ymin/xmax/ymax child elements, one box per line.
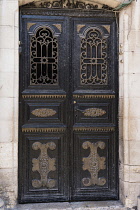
<box><xmin>0</xmin><ymin>0</ymin><xmax>140</xmax><ymax>208</ymax></box>
<box><xmin>119</xmin><ymin>1</ymin><xmax>140</xmax><ymax>208</ymax></box>
<box><xmin>0</xmin><ymin>0</ymin><xmax>18</xmax><ymax>207</ymax></box>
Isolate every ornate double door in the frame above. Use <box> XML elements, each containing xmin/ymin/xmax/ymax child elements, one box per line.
<box><xmin>19</xmin><ymin>8</ymin><xmax>118</xmax><ymax>203</ymax></box>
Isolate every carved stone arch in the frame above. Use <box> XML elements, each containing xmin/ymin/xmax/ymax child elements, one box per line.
<box><xmin>19</xmin><ymin>0</ymin><xmax>125</xmax><ymax>9</ymax></box>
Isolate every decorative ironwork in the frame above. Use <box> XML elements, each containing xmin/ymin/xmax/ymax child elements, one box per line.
<box><xmin>80</xmin><ymin>27</ymin><xmax>108</xmax><ymax>85</ymax></box>
<box><xmin>83</xmin><ymin>108</ymin><xmax>106</xmax><ymax>117</ymax></box>
<box><xmin>22</xmin><ymin>127</ymin><xmax>66</xmax><ymax>132</ymax></box>
<box><xmin>32</xmin><ymin>108</ymin><xmax>56</xmax><ymax>117</ymax></box>
<box><xmin>32</xmin><ymin>142</ymin><xmax>56</xmax><ymax>188</ymax></box>
<box><xmin>82</xmin><ymin>141</ymin><xmax>106</xmax><ymax>186</ymax></box>
<box><xmin>30</xmin><ymin>27</ymin><xmax>58</xmax><ymax>85</ymax></box>
<box><xmin>73</xmin><ymin>127</ymin><xmax>115</xmax><ymax>132</ymax></box>
<box><xmin>73</xmin><ymin>94</ymin><xmax>115</xmax><ymax>99</ymax></box>
<box><xmin>22</xmin><ymin>94</ymin><xmax>66</xmax><ymax>99</ymax></box>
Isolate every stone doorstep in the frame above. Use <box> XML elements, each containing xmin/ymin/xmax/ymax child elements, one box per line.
<box><xmin>7</xmin><ymin>201</ymin><xmax>127</xmax><ymax>210</ymax></box>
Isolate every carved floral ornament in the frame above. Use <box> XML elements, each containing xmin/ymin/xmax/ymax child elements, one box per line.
<box><xmin>32</xmin><ymin>142</ymin><xmax>56</xmax><ymax>188</ymax></box>
<box><xmin>83</xmin><ymin>108</ymin><xmax>106</xmax><ymax>117</ymax></box>
<box><xmin>19</xmin><ymin>0</ymin><xmax>124</xmax><ymax>9</ymax></box>
<box><xmin>82</xmin><ymin>141</ymin><xmax>106</xmax><ymax>186</ymax></box>
<box><xmin>31</xmin><ymin>108</ymin><xmax>57</xmax><ymax>117</ymax></box>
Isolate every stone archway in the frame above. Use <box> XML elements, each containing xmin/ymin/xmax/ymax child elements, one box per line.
<box><xmin>19</xmin><ymin>0</ymin><xmax>125</xmax><ymax>8</ymax></box>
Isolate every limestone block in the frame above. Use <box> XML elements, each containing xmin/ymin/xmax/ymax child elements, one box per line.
<box><xmin>130</xmin><ymin>3</ymin><xmax>140</xmax><ymax>31</ymax></box>
<box><xmin>13</xmin><ymin>72</ymin><xmax>19</xmax><ymax>98</ymax></box>
<box><xmin>0</xmin><ymin>25</ymin><xmax>14</xmax><ymax>49</ymax></box>
<box><xmin>128</xmin><ymin>52</ymin><xmax>140</xmax><ymax>74</ymax></box>
<box><xmin>129</xmin><ymin>166</ymin><xmax>140</xmax><ymax>183</ymax></box>
<box><xmin>127</xmin><ymin>30</ymin><xmax>140</xmax><ymax>52</ymax></box>
<box><xmin>13</xmin><ymin>143</ymin><xmax>18</xmax><ymax>168</ymax></box>
<box><xmin>129</xmin><ymin>141</ymin><xmax>140</xmax><ymax>165</ymax></box>
<box><xmin>123</xmin><ymin>115</ymin><xmax>129</xmax><ymax>140</ymax></box>
<box><xmin>0</xmin><ymin>49</ymin><xmax>15</xmax><ymax>73</ymax></box>
<box><xmin>119</xmin><ymin>179</ymin><xmax>125</xmax><ymax>205</ymax></box>
<box><xmin>129</xmin><ymin>119</ymin><xmax>140</xmax><ymax>141</ymax></box>
<box><xmin>124</xmin><ymin>182</ymin><xmax>140</xmax><ymax>208</ymax></box>
<box><xmin>122</xmin><ymin>140</ymin><xmax>129</xmax><ymax>165</ymax></box>
<box><xmin>14</xmin><ymin>10</ymin><xmax>19</xmax><ymax>28</ymax></box>
<box><xmin>119</xmin><ymin>74</ymin><xmax>124</xmax><ymax>99</ymax></box>
<box><xmin>0</xmin><ymin>98</ymin><xmax>14</xmax><ymax>121</ymax></box>
<box><xmin>14</xmin><ymin>49</ymin><xmax>19</xmax><ymax>73</ymax></box>
<box><xmin>0</xmin><ymin>72</ymin><xmax>15</xmax><ymax>98</ymax></box>
<box><xmin>0</xmin><ymin>143</ymin><xmax>13</xmax><ymax>168</ymax></box>
<box><xmin>119</xmin><ymin>138</ymin><xmax>124</xmax><ymax>164</ymax></box>
<box><xmin>0</xmin><ymin>168</ymin><xmax>17</xmax><ymax>189</ymax></box>
<box><xmin>0</xmin><ymin>1</ymin><xmax>18</xmax><ymax>26</ymax></box>
<box><xmin>129</xmin><ymin>98</ymin><xmax>140</xmax><ymax>118</ymax></box>
<box><xmin>119</xmin><ymin>164</ymin><xmax>130</xmax><ymax>182</ymax></box>
<box><xmin>12</xmin><ymin>116</ymin><xmax>18</xmax><ymax>143</ymax></box>
<box><xmin>129</xmin><ymin>74</ymin><xmax>140</xmax><ymax>98</ymax></box>
<box><xmin>14</xmin><ymin>26</ymin><xmax>19</xmax><ymax>50</ymax></box>
<box><xmin>122</xmin><ymin>74</ymin><xmax>130</xmax><ymax>103</ymax></box>
<box><xmin>0</xmin><ymin>120</ymin><xmax>13</xmax><ymax>142</ymax></box>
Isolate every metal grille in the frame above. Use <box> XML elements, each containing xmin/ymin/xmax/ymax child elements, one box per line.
<box><xmin>80</xmin><ymin>28</ymin><xmax>108</xmax><ymax>85</ymax></box>
<box><xmin>30</xmin><ymin>27</ymin><xmax>58</xmax><ymax>85</ymax></box>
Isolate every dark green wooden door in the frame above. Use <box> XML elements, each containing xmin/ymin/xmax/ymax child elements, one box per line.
<box><xmin>19</xmin><ymin>8</ymin><xmax>118</xmax><ymax>203</ymax></box>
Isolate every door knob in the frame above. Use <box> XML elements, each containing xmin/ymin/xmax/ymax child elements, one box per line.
<box><xmin>73</xmin><ymin>101</ymin><xmax>77</xmax><ymax>104</ymax></box>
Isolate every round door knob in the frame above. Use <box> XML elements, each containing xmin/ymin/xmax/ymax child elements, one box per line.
<box><xmin>73</xmin><ymin>101</ymin><xmax>77</xmax><ymax>104</ymax></box>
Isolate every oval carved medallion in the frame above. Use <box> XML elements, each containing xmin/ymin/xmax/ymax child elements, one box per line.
<box><xmin>32</xmin><ymin>108</ymin><xmax>56</xmax><ymax>117</ymax></box>
<box><xmin>83</xmin><ymin>108</ymin><xmax>106</xmax><ymax>117</ymax></box>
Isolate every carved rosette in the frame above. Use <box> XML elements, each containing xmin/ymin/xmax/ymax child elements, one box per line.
<box><xmin>32</xmin><ymin>142</ymin><xmax>56</xmax><ymax>188</ymax></box>
<box><xmin>82</xmin><ymin>141</ymin><xmax>106</xmax><ymax>186</ymax></box>
<box><xmin>83</xmin><ymin>108</ymin><xmax>106</xmax><ymax>117</ymax></box>
<box><xmin>31</xmin><ymin>108</ymin><xmax>56</xmax><ymax>117</ymax></box>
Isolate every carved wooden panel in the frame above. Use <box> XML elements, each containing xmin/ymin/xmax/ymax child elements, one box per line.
<box><xmin>32</xmin><ymin>141</ymin><xmax>56</xmax><ymax>188</ymax></box>
<box><xmin>72</xmin><ymin>132</ymin><xmax>118</xmax><ymax>200</ymax></box>
<box><xmin>82</xmin><ymin>141</ymin><xmax>106</xmax><ymax>186</ymax></box>
<box><xmin>74</xmin><ymin>99</ymin><xmax>115</xmax><ymax>125</ymax></box>
<box><xmin>23</xmin><ymin>98</ymin><xmax>66</xmax><ymax>124</ymax></box>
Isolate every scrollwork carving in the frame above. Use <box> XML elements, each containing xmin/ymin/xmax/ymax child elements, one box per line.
<box><xmin>32</xmin><ymin>142</ymin><xmax>56</xmax><ymax>188</ymax></box>
<box><xmin>82</xmin><ymin>141</ymin><xmax>106</xmax><ymax>186</ymax></box>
